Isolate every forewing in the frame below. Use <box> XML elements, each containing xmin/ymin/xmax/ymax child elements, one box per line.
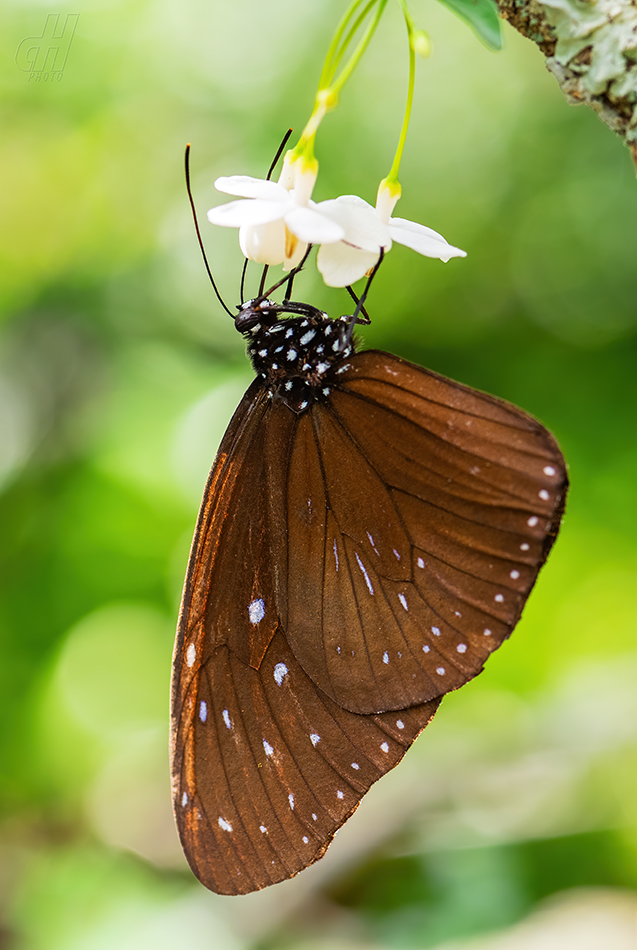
<box><xmin>173</xmin><ymin>380</ymin><xmax>294</xmax><ymax>689</ymax></box>
<box><xmin>283</xmin><ymin>350</ymin><xmax>567</xmax><ymax>715</ymax></box>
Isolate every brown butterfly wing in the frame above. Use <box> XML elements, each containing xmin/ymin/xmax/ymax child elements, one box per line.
<box><xmin>171</xmin><ymin>347</ymin><xmax>567</xmax><ymax>894</ymax></box>
<box><xmin>170</xmin><ymin>384</ymin><xmax>439</xmax><ymax>895</ymax></box>
<box><xmin>173</xmin><ymin>629</ymin><xmax>439</xmax><ymax>895</ymax></box>
<box><xmin>282</xmin><ymin>350</ymin><xmax>568</xmax><ymax>714</ymax></box>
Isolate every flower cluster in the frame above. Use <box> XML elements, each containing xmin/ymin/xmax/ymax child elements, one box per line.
<box><xmin>206</xmin><ymin>0</ymin><xmax>467</xmax><ymax>289</ymax></box>
<box><xmin>207</xmin><ymin>155</ymin><xmax>466</xmax><ymax>288</ymax></box>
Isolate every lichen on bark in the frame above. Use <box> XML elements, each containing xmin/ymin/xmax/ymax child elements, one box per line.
<box><xmin>496</xmin><ymin>0</ymin><xmax>637</xmax><ymax>168</ymax></box>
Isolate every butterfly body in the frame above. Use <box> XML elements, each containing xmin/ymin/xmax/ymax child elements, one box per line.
<box><xmin>241</xmin><ymin>301</ymin><xmax>355</xmax><ymax>413</ymax></box>
<box><xmin>171</xmin><ymin>302</ymin><xmax>567</xmax><ymax>895</ymax></box>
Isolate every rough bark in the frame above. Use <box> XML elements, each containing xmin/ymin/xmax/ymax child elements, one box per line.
<box><xmin>497</xmin><ymin>0</ymin><xmax>637</xmax><ymax>168</ymax></box>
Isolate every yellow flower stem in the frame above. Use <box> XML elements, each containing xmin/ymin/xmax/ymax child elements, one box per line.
<box><xmin>326</xmin><ymin>0</ymin><xmax>385</xmax><ymax>90</ymax></box>
<box><xmin>290</xmin><ymin>0</ymin><xmax>423</xmax><ymax>193</ymax></box>
<box><xmin>330</xmin><ymin>0</ymin><xmax>388</xmax><ymax>96</ymax></box>
<box><xmin>293</xmin><ymin>0</ymin><xmax>387</xmax><ymax>160</ymax></box>
<box><xmin>318</xmin><ymin>0</ymin><xmax>371</xmax><ymax>92</ymax></box>
<box><xmin>383</xmin><ymin>0</ymin><xmax>418</xmax><ymax>195</ymax></box>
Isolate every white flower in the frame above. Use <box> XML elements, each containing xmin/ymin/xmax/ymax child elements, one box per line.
<box><xmin>315</xmin><ymin>184</ymin><xmax>466</xmax><ymax>287</ymax></box>
<box><xmin>207</xmin><ymin>160</ymin><xmax>345</xmax><ymax>270</ymax></box>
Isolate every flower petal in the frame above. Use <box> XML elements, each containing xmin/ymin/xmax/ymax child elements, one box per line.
<box><xmin>316</xmin><ymin>196</ymin><xmax>390</xmax><ymax>252</ymax></box>
<box><xmin>214</xmin><ymin>176</ymin><xmax>288</xmax><ymax>201</ymax></box>
<box><xmin>207</xmin><ymin>199</ymin><xmax>287</xmax><ymax>228</ymax></box>
<box><xmin>317</xmin><ymin>241</ymin><xmax>381</xmax><ymax>287</ymax></box>
<box><xmin>388</xmin><ymin>217</ymin><xmax>467</xmax><ymax>261</ymax></box>
<box><xmin>284</xmin><ymin>206</ymin><xmax>345</xmax><ymax>244</ymax></box>
<box><xmin>239</xmin><ymin>219</ymin><xmax>286</xmax><ymax>265</ymax></box>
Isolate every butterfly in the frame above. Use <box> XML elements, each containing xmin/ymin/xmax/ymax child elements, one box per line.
<box><xmin>170</xmin><ymin>284</ymin><xmax>568</xmax><ymax>896</ymax></box>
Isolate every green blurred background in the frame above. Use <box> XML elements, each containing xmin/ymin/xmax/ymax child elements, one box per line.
<box><xmin>2</xmin><ymin>0</ymin><xmax>637</xmax><ymax>947</ymax></box>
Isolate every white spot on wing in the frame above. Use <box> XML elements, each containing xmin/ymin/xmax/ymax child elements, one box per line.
<box><xmin>218</xmin><ymin>817</ymin><xmax>233</xmax><ymax>832</ymax></box>
<box><xmin>366</xmin><ymin>532</ymin><xmax>379</xmax><ymax>555</ymax></box>
<box><xmin>527</xmin><ymin>516</ymin><xmax>539</xmax><ymax>527</ymax></box>
<box><xmin>417</xmin><ymin>557</ymin><xmax>425</xmax><ymax>568</ymax></box>
<box><xmin>186</xmin><ymin>643</ymin><xmax>196</xmax><ymax>667</ymax></box>
<box><xmin>432</xmin><ymin>626</ymin><xmax>441</xmax><ymax>636</ymax></box>
<box><xmin>510</xmin><ymin>570</ymin><xmax>520</xmax><ymax>579</ymax></box>
<box><xmin>274</xmin><ymin>663</ymin><xmax>289</xmax><ymax>685</ymax></box>
<box><xmin>303</xmin><ymin>835</ymin><xmax>309</xmax><ymax>843</ymax></box>
<box><xmin>181</xmin><ymin>792</ymin><xmax>188</xmax><ymax>807</ymax></box>
<box><xmin>495</xmin><ymin>593</ymin><xmax>504</xmax><ymax>603</ymax></box>
<box><xmin>263</xmin><ymin>739</ymin><xmax>274</xmax><ymax>756</ymax></box>
<box><xmin>398</xmin><ymin>593</ymin><xmax>408</xmax><ymax>611</ymax></box>
<box><xmin>260</xmin><ymin>825</ymin><xmax>267</xmax><ymax>833</ymax></box>
<box><xmin>520</xmin><ymin>542</ymin><xmax>530</xmax><ymax>551</ymax></box>
<box><xmin>457</xmin><ymin>643</ymin><xmax>467</xmax><ymax>653</ymax></box>
<box><xmin>337</xmin><ymin>790</ymin><xmax>344</xmax><ymax>799</ymax></box>
<box><xmin>393</xmin><ymin>549</ymin><xmax>401</xmax><ymax>560</ymax></box>
<box><xmin>355</xmin><ymin>552</ymin><xmax>374</xmax><ymax>595</ymax></box>
<box><xmin>544</xmin><ymin>465</ymin><xmax>556</xmax><ymax>476</ymax></box>
<box><xmin>289</xmin><ymin>794</ymin><xmax>295</xmax><ymax>810</ymax></box>
<box><xmin>312</xmin><ymin>813</ymin><xmax>317</xmax><ymax>821</ymax></box>
<box><xmin>249</xmin><ymin>598</ymin><xmax>265</xmax><ymax>624</ymax></box>
<box><xmin>351</xmin><ymin>762</ymin><xmax>360</xmax><ymax>770</ymax></box>
<box><xmin>300</xmin><ymin>330</ymin><xmax>316</xmax><ymax>345</ymax></box>
<box><xmin>222</xmin><ymin>709</ymin><xmax>232</xmax><ymax>730</ymax></box>
<box><xmin>396</xmin><ymin>719</ymin><xmax>405</xmax><ymax>729</ymax></box>
<box><xmin>383</xmin><ymin>651</ymin><xmax>389</xmax><ymax>664</ymax></box>
<box><xmin>199</xmin><ymin>701</ymin><xmax>207</xmax><ymax>722</ymax></box>
<box><xmin>423</xmin><ymin>644</ymin><xmax>430</xmax><ymax>652</ymax></box>
<box><xmin>310</xmin><ymin>733</ymin><xmax>320</xmax><ymax>747</ymax></box>
<box><xmin>380</xmin><ymin>742</ymin><xmax>389</xmax><ymax>753</ymax></box>
<box><xmin>436</xmin><ymin>667</ymin><xmax>446</xmax><ymax>675</ymax></box>
<box><xmin>539</xmin><ymin>489</ymin><xmax>550</xmax><ymax>501</ymax></box>
<box><xmin>484</xmin><ymin>628</ymin><xmax>492</xmax><ymax>636</ymax></box>
<box><xmin>333</xmin><ymin>539</ymin><xmax>339</xmax><ymax>571</ymax></box>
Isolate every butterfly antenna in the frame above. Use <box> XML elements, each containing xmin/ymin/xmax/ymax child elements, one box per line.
<box><xmin>258</xmin><ymin>265</ymin><xmax>270</xmax><ymax>298</ymax></box>
<box><xmin>266</xmin><ymin>128</ymin><xmax>293</xmax><ymax>181</ymax></box>
<box><xmin>283</xmin><ymin>242</ymin><xmax>312</xmax><ymax>301</ymax></box>
<box><xmin>185</xmin><ymin>145</ymin><xmax>234</xmax><ymax>318</ymax></box>
<box><xmin>240</xmin><ymin>258</ymin><xmax>249</xmax><ymax>305</ymax></box>
<box><xmin>345</xmin><ymin>285</ymin><xmax>371</xmax><ymax>324</ymax></box>
<box><xmin>341</xmin><ymin>247</ymin><xmax>385</xmax><ymax>349</ymax></box>
<box><xmin>262</xmin><ymin>245</ymin><xmax>313</xmax><ymax>300</ymax></box>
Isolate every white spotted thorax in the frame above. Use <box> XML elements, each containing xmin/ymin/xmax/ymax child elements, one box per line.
<box><xmin>236</xmin><ymin>298</ymin><xmax>355</xmax><ymax>413</ymax></box>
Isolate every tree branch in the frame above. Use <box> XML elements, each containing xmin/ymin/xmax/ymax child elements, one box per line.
<box><xmin>496</xmin><ymin>0</ymin><xmax>637</xmax><ymax>170</ymax></box>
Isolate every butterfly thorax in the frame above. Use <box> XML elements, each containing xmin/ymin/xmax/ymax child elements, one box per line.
<box><xmin>237</xmin><ymin>300</ymin><xmax>356</xmax><ymax>413</ymax></box>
